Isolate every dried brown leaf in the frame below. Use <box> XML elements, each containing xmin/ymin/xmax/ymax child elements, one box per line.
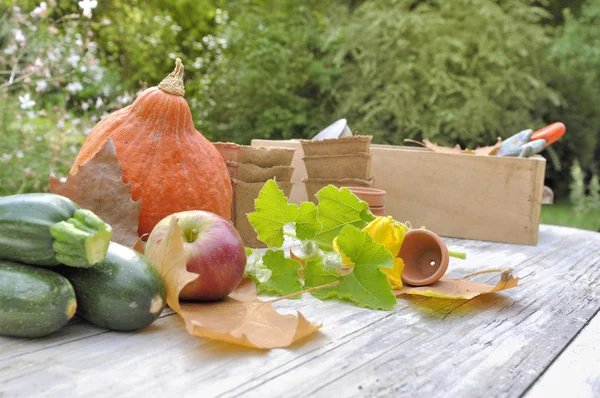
<box><xmin>180</xmin><ymin>278</ymin><xmax>321</xmax><ymax>349</ymax></box>
<box><xmin>464</xmin><ymin>138</ymin><xmax>503</xmax><ymax>156</ymax></box>
<box><xmin>144</xmin><ymin>216</ymin><xmax>196</xmax><ymax>315</ymax></box>
<box><xmin>49</xmin><ymin>139</ymin><xmax>141</xmax><ymax>247</ymax></box>
<box><xmin>394</xmin><ymin>269</ymin><xmax>519</xmax><ymax>299</ymax></box>
<box><xmin>422</xmin><ymin>139</ymin><xmax>463</xmax><ymax>154</ymax></box>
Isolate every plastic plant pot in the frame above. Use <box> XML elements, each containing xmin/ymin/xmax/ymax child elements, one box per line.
<box><xmin>399</xmin><ymin>229</ymin><xmax>449</xmax><ymax>286</ymax></box>
<box><xmin>346</xmin><ymin>187</ymin><xmax>386</xmax><ymax>208</ymax></box>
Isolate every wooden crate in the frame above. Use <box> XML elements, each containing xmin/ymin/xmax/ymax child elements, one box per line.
<box><xmin>252</xmin><ymin>139</ymin><xmax>546</xmax><ymax>245</ymax></box>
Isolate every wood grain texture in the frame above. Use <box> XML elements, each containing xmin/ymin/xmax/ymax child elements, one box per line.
<box><xmin>251</xmin><ymin>139</ymin><xmax>546</xmax><ymax>245</ymax></box>
<box><xmin>0</xmin><ymin>225</ymin><xmax>598</xmax><ymax>398</ymax></box>
<box><xmin>525</xmin><ymin>308</ymin><xmax>600</xmax><ymax>398</ymax></box>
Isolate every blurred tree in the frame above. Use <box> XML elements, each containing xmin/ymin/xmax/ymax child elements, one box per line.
<box><xmin>542</xmin><ymin>0</ymin><xmax>600</xmax><ymax>197</ymax></box>
<box><xmin>328</xmin><ymin>0</ymin><xmax>559</xmax><ymax>147</ymax></box>
<box><xmin>198</xmin><ymin>0</ymin><xmax>341</xmax><ymax>142</ymax></box>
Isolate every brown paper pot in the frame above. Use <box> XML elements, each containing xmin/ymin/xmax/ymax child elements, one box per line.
<box><xmin>303</xmin><ymin>177</ymin><xmax>374</xmax><ymax>203</ymax></box>
<box><xmin>227</xmin><ymin>162</ymin><xmax>294</xmax><ymax>183</ymax></box>
<box><xmin>213</xmin><ymin>142</ymin><xmax>240</xmax><ymax>163</ymax></box>
<box><xmin>399</xmin><ymin>229</ymin><xmax>449</xmax><ymax>286</ymax></box>
<box><xmin>301</xmin><ymin>135</ymin><xmax>372</xmax><ymax>157</ymax></box>
<box><xmin>232</xmin><ymin>179</ymin><xmax>293</xmax><ymax>248</ymax></box>
<box><xmin>303</xmin><ymin>152</ymin><xmax>371</xmax><ymax>180</ymax></box>
<box><xmin>237</xmin><ymin>146</ymin><xmax>295</xmax><ymax>168</ymax></box>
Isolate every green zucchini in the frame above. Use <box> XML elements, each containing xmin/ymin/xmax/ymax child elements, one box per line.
<box><xmin>0</xmin><ymin>261</ymin><xmax>77</xmax><ymax>338</ymax></box>
<box><xmin>59</xmin><ymin>242</ymin><xmax>166</xmax><ymax>331</ymax></box>
<box><xmin>0</xmin><ymin>193</ymin><xmax>112</xmax><ymax>268</ymax></box>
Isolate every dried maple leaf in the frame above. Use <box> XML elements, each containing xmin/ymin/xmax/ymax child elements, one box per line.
<box><xmin>50</xmin><ymin>139</ymin><xmax>141</xmax><ymax>247</ymax></box>
<box><xmin>394</xmin><ymin>269</ymin><xmax>518</xmax><ymax>299</ymax></box>
<box><xmin>145</xmin><ymin>217</ymin><xmax>320</xmax><ymax>349</ymax></box>
<box><xmin>144</xmin><ymin>216</ymin><xmax>196</xmax><ymax>315</ymax></box>
<box><xmin>422</xmin><ymin>139</ymin><xmax>463</xmax><ymax>154</ymax></box>
<box><xmin>464</xmin><ymin>138</ymin><xmax>503</xmax><ymax>156</ymax></box>
<box><xmin>180</xmin><ymin>278</ymin><xmax>321</xmax><ymax>349</ymax></box>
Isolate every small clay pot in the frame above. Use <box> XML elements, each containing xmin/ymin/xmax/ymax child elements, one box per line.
<box><xmin>399</xmin><ymin>229</ymin><xmax>449</xmax><ymax>286</ymax></box>
<box><xmin>346</xmin><ymin>187</ymin><xmax>386</xmax><ymax>208</ymax></box>
<box><xmin>213</xmin><ymin>142</ymin><xmax>240</xmax><ymax>163</ymax></box>
<box><xmin>369</xmin><ymin>206</ymin><xmax>386</xmax><ymax>216</ymax></box>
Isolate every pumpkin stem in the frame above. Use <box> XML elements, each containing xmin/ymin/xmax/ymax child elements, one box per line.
<box><xmin>158</xmin><ymin>58</ymin><xmax>185</xmax><ymax>96</ymax></box>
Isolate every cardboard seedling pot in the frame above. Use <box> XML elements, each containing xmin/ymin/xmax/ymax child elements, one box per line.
<box><xmin>399</xmin><ymin>229</ymin><xmax>449</xmax><ymax>286</ymax></box>
<box><xmin>227</xmin><ymin>162</ymin><xmax>294</xmax><ymax>183</ymax></box>
<box><xmin>232</xmin><ymin>179</ymin><xmax>293</xmax><ymax>248</ymax></box>
<box><xmin>237</xmin><ymin>146</ymin><xmax>295</xmax><ymax>168</ymax></box>
<box><xmin>303</xmin><ymin>152</ymin><xmax>371</xmax><ymax>180</ymax></box>
<box><xmin>300</xmin><ymin>135</ymin><xmax>372</xmax><ymax>157</ymax></box>
<box><xmin>303</xmin><ymin>177</ymin><xmax>374</xmax><ymax>203</ymax></box>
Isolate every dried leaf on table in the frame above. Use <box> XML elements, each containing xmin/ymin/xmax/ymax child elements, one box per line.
<box><xmin>422</xmin><ymin>139</ymin><xmax>463</xmax><ymax>154</ymax></box>
<box><xmin>146</xmin><ymin>217</ymin><xmax>320</xmax><ymax>349</ymax></box>
<box><xmin>180</xmin><ymin>278</ymin><xmax>321</xmax><ymax>349</ymax></box>
<box><xmin>145</xmin><ymin>216</ymin><xmax>196</xmax><ymax>314</ymax></box>
<box><xmin>464</xmin><ymin>138</ymin><xmax>503</xmax><ymax>156</ymax></box>
<box><xmin>49</xmin><ymin>139</ymin><xmax>141</xmax><ymax>247</ymax></box>
<box><xmin>394</xmin><ymin>269</ymin><xmax>519</xmax><ymax>299</ymax></box>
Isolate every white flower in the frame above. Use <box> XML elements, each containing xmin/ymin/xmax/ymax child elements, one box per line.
<box><xmin>66</xmin><ymin>81</ymin><xmax>84</xmax><ymax>94</ymax></box>
<box><xmin>14</xmin><ymin>29</ymin><xmax>25</xmax><ymax>45</ymax></box>
<box><xmin>67</xmin><ymin>53</ymin><xmax>81</xmax><ymax>68</ymax></box>
<box><xmin>81</xmin><ymin>101</ymin><xmax>90</xmax><ymax>111</ymax></box>
<box><xmin>95</xmin><ymin>97</ymin><xmax>104</xmax><ymax>109</ymax></box>
<box><xmin>35</xmin><ymin>80</ymin><xmax>48</xmax><ymax>93</ymax></box>
<box><xmin>78</xmin><ymin>0</ymin><xmax>98</xmax><ymax>19</ymax></box>
<box><xmin>18</xmin><ymin>93</ymin><xmax>35</xmax><ymax>110</ymax></box>
<box><xmin>31</xmin><ymin>2</ymin><xmax>48</xmax><ymax>18</ymax></box>
<box><xmin>16</xmin><ymin>150</ymin><xmax>24</xmax><ymax>159</ymax></box>
<box><xmin>56</xmin><ymin>119</ymin><xmax>65</xmax><ymax>129</ymax></box>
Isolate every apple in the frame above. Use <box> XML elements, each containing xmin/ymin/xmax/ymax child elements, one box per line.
<box><xmin>147</xmin><ymin>210</ymin><xmax>246</xmax><ymax>301</ymax></box>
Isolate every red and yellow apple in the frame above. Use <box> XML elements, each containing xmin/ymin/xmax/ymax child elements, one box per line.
<box><xmin>147</xmin><ymin>210</ymin><xmax>246</xmax><ymax>301</ymax></box>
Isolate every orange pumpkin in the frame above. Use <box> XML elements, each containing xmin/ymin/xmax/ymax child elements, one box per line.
<box><xmin>69</xmin><ymin>59</ymin><xmax>232</xmax><ymax>237</ymax></box>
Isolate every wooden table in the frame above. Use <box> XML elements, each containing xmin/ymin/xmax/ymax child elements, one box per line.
<box><xmin>1</xmin><ymin>225</ymin><xmax>599</xmax><ymax>398</ymax></box>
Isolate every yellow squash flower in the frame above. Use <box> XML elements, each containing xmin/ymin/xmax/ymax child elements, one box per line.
<box><xmin>333</xmin><ymin>216</ymin><xmax>408</xmax><ymax>288</ymax></box>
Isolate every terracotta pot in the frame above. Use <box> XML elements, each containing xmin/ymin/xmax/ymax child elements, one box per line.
<box><xmin>213</xmin><ymin>142</ymin><xmax>240</xmax><ymax>163</ymax></box>
<box><xmin>302</xmin><ymin>177</ymin><xmax>374</xmax><ymax>204</ymax></box>
<box><xmin>369</xmin><ymin>206</ymin><xmax>386</xmax><ymax>216</ymax></box>
<box><xmin>346</xmin><ymin>187</ymin><xmax>386</xmax><ymax>208</ymax></box>
<box><xmin>399</xmin><ymin>229</ymin><xmax>449</xmax><ymax>286</ymax></box>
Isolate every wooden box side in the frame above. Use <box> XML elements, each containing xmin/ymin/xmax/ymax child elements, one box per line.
<box><xmin>371</xmin><ymin>146</ymin><xmax>545</xmax><ymax>245</ymax></box>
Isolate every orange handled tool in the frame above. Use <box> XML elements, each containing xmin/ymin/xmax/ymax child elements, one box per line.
<box><xmin>530</xmin><ymin>122</ymin><xmax>566</xmax><ymax>146</ymax></box>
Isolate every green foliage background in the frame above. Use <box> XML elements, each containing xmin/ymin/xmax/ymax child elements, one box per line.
<box><xmin>2</xmin><ymin>0</ymin><xmax>600</xmax><ymax>200</ymax></box>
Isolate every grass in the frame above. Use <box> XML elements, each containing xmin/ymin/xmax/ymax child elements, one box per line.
<box><xmin>540</xmin><ymin>202</ymin><xmax>600</xmax><ymax>232</ymax></box>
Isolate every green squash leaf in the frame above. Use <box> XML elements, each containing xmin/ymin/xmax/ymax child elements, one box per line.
<box><xmin>314</xmin><ymin>185</ymin><xmax>375</xmax><ymax>250</ymax></box>
<box><xmin>334</xmin><ymin>225</ymin><xmax>396</xmax><ymax>310</ymax></box>
<box><xmin>247</xmin><ymin>180</ymin><xmax>299</xmax><ymax>247</ymax></box>
<box><xmin>304</xmin><ymin>256</ymin><xmax>340</xmax><ymax>300</ymax></box>
<box><xmin>258</xmin><ymin>250</ymin><xmax>303</xmax><ymax>296</ymax></box>
<box><xmin>295</xmin><ymin>201</ymin><xmax>320</xmax><ymax>240</ymax></box>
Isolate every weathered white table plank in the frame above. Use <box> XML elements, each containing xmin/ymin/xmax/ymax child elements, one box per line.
<box><xmin>1</xmin><ymin>225</ymin><xmax>599</xmax><ymax>398</ymax></box>
<box><xmin>525</xmin><ymin>308</ymin><xmax>600</xmax><ymax>398</ymax></box>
